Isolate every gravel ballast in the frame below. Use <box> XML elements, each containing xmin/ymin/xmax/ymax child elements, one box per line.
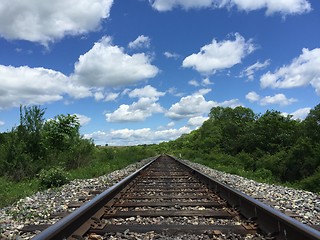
<box><xmin>0</xmin><ymin>156</ymin><xmax>319</xmax><ymax>240</ymax></box>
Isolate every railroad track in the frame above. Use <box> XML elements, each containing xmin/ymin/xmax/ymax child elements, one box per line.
<box><xmin>30</xmin><ymin>155</ymin><xmax>320</xmax><ymax>240</ymax></box>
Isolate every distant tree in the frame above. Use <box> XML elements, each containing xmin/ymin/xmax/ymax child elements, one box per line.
<box><xmin>303</xmin><ymin>104</ymin><xmax>320</xmax><ymax>142</ymax></box>
<box><xmin>208</xmin><ymin>106</ymin><xmax>256</xmax><ymax>154</ymax></box>
<box><xmin>43</xmin><ymin>114</ymin><xmax>80</xmax><ymax>151</ymax></box>
<box><xmin>253</xmin><ymin>110</ymin><xmax>299</xmax><ymax>154</ymax></box>
<box><xmin>18</xmin><ymin>105</ymin><xmax>46</xmax><ymax>160</ymax></box>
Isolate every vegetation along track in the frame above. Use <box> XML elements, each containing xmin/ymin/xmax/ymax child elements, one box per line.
<box><xmin>30</xmin><ymin>155</ymin><xmax>320</xmax><ymax>240</ymax></box>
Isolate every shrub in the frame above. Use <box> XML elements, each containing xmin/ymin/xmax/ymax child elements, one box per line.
<box><xmin>253</xmin><ymin>168</ymin><xmax>274</xmax><ymax>181</ymax></box>
<box><xmin>38</xmin><ymin>167</ymin><xmax>69</xmax><ymax>189</ymax></box>
<box><xmin>299</xmin><ymin>168</ymin><xmax>320</xmax><ymax>193</ymax></box>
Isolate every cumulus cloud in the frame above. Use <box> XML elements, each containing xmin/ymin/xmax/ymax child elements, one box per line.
<box><xmin>260</xmin><ymin>93</ymin><xmax>297</xmax><ymax>106</ymax></box>
<box><xmin>74</xmin><ymin>113</ymin><xmax>91</xmax><ymax>126</ymax></box>
<box><xmin>167</xmin><ymin>87</ymin><xmax>185</xmax><ymax>97</ymax></box>
<box><xmin>182</xmin><ymin>33</ymin><xmax>255</xmax><ymax>75</ymax></box>
<box><xmin>166</xmin><ymin>89</ymin><xmax>241</xmax><ymax>120</ymax></box>
<box><xmin>189</xmin><ymin>78</ymin><xmax>213</xmax><ymax>87</ymax></box>
<box><xmin>84</xmin><ymin>126</ymin><xmax>191</xmax><ymax>145</ymax></box>
<box><xmin>104</xmin><ymin>92</ymin><xmax>119</xmax><ymax>102</ymax></box>
<box><xmin>0</xmin><ymin>0</ymin><xmax>113</xmax><ymax>45</ymax></box>
<box><xmin>164</xmin><ymin>51</ymin><xmax>180</xmax><ymax>59</ymax></box>
<box><xmin>218</xmin><ymin>99</ymin><xmax>242</xmax><ymax>108</ymax></box>
<box><xmin>240</xmin><ymin>59</ymin><xmax>270</xmax><ymax>80</ymax></box>
<box><xmin>149</xmin><ymin>0</ymin><xmax>311</xmax><ymax>15</ymax></box>
<box><xmin>105</xmin><ymin>99</ymin><xmax>163</xmax><ymax>122</ymax></box>
<box><xmin>290</xmin><ymin>107</ymin><xmax>311</xmax><ymax>120</ymax></box>
<box><xmin>105</xmin><ymin>85</ymin><xmax>165</xmax><ymax>122</ymax></box>
<box><xmin>0</xmin><ymin>120</ymin><xmax>5</xmax><ymax>126</ymax></box>
<box><xmin>128</xmin><ymin>35</ymin><xmax>151</xmax><ymax>49</ymax></box>
<box><xmin>245</xmin><ymin>91</ymin><xmax>260</xmax><ymax>102</ymax></box>
<box><xmin>246</xmin><ymin>91</ymin><xmax>297</xmax><ymax>106</ymax></box>
<box><xmin>166</xmin><ymin>92</ymin><xmax>216</xmax><ymax>120</ymax></box>
<box><xmin>128</xmin><ymin>85</ymin><xmax>165</xmax><ymax>99</ymax></box>
<box><xmin>0</xmin><ymin>65</ymin><xmax>91</xmax><ymax>109</ymax></box>
<box><xmin>202</xmin><ymin>78</ymin><xmax>214</xmax><ymax>86</ymax></box>
<box><xmin>187</xmin><ymin>116</ymin><xmax>209</xmax><ymax>127</ymax></box>
<box><xmin>72</xmin><ymin>36</ymin><xmax>159</xmax><ymax>88</ymax></box>
<box><xmin>188</xmin><ymin>80</ymin><xmax>200</xmax><ymax>87</ymax></box>
<box><xmin>260</xmin><ymin>48</ymin><xmax>320</xmax><ymax>95</ymax></box>
<box><xmin>230</xmin><ymin>0</ymin><xmax>311</xmax><ymax>15</ymax></box>
<box><xmin>94</xmin><ymin>92</ymin><xmax>105</xmax><ymax>101</ymax></box>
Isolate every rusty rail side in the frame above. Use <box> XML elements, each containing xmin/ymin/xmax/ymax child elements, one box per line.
<box><xmin>32</xmin><ymin>156</ymin><xmax>159</xmax><ymax>240</ymax></box>
<box><xmin>173</xmin><ymin>155</ymin><xmax>320</xmax><ymax>240</ymax></box>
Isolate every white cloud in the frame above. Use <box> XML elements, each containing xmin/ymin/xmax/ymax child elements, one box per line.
<box><xmin>166</xmin><ymin>90</ymin><xmax>217</xmax><ymax>120</ymax></box>
<box><xmin>230</xmin><ymin>0</ymin><xmax>311</xmax><ymax>16</ymax></box>
<box><xmin>260</xmin><ymin>48</ymin><xmax>320</xmax><ymax>95</ymax></box>
<box><xmin>74</xmin><ymin>113</ymin><xmax>91</xmax><ymax>126</ymax></box>
<box><xmin>164</xmin><ymin>51</ymin><xmax>180</xmax><ymax>59</ymax></box>
<box><xmin>128</xmin><ymin>35</ymin><xmax>151</xmax><ymax>49</ymax></box>
<box><xmin>105</xmin><ymin>85</ymin><xmax>165</xmax><ymax>123</ymax></box>
<box><xmin>240</xmin><ymin>59</ymin><xmax>270</xmax><ymax>80</ymax></box>
<box><xmin>167</xmin><ymin>122</ymin><xmax>175</xmax><ymax>128</ymax></box>
<box><xmin>105</xmin><ymin>86</ymin><xmax>165</xmax><ymax>123</ymax></box>
<box><xmin>290</xmin><ymin>107</ymin><xmax>311</xmax><ymax>120</ymax></box>
<box><xmin>167</xmin><ymin>87</ymin><xmax>185</xmax><ymax>97</ymax></box>
<box><xmin>84</xmin><ymin>126</ymin><xmax>191</xmax><ymax>145</ymax></box>
<box><xmin>245</xmin><ymin>91</ymin><xmax>260</xmax><ymax>102</ymax></box>
<box><xmin>149</xmin><ymin>0</ymin><xmax>311</xmax><ymax>15</ymax></box>
<box><xmin>0</xmin><ymin>0</ymin><xmax>113</xmax><ymax>45</ymax></box>
<box><xmin>128</xmin><ymin>85</ymin><xmax>165</xmax><ymax>99</ymax></box>
<box><xmin>105</xmin><ymin>99</ymin><xmax>163</xmax><ymax>122</ymax></box>
<box><xmin>246</xmin><ymin>91</ymin><xmax>298</xmax><ymax>107</ymax></box>
<box><xmin>166</xmin><ymin>89</ymin><xmax>241</xmax><ymax>120</ymax></box>
<box><xmin>218</xmin><ymin>99</ymin><xmax>242</xmax><ymax>108</ymax></box>
<box><xmin>196</xmin><ymin>88</ymin><xmax>212</xmax><ymax>95</ymax></box>
<box><xmin>94</xmin><ymin>92</ymin><xmax>104</xmax><ymax>101</ymax></box>
<box><xmin>188</xmin><ymin>80</ymin><xmax>199</xmax><ymax>87</ymax></box>
<box><xmin>150</xmin><ymin>0</ymin><xmax>215</xmax><ymax>11</ymax></box>
<box><xmin>202</xmin><ymin>78</ymin><xmax>214</xmax><ymax>86</ymax></box>
<box><xmin>182</xmin><ymin>33</ymin><xmax>255</xmax><ymax>75</ymax></box>
<box><xmin>0</xmin><ymin>65</ymin><xmax>91</xmax><ymax>109</ymax></box>
<box><xmin>72</xmin><ymin>36</ymin><xmax>159</xmax><ymax>88</ymax></box>
<box><xmin>166</xmin><ymin>94</ymin><xmax>216</xmax><ymax>120</ymax></box>
<box><xmin>0</xmin><ymin>120</ymin><xmax>5</xmax><ymax>126</ymax></box>
<box><xmin>260</xmin><ymin>93</ymin><xmax>297</xmax><ymax>106</ymax></box>
<box><xmin>187</xmin><ymin>116</ymin><xmax>209</xmax><ymax>127</ymax></box>
<box><xmin>104</xmin><ymin>92</ymin><xmax>119</xmax><ymax>102</ymax></box>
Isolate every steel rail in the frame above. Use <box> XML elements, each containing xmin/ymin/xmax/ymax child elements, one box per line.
<box><xmin>173</xmin><ymin>155</ymin><xmax>320</xmax><ymax>240</ymax></box>
<box><xmin>32</xmin><ymin>156</ymin><xmax>159</xmax><ymax>240</ymax></box>
<box><xmin>32</xmin><ymin>154</ymin><xmax>320</xmax><ymax>240</ymax></box>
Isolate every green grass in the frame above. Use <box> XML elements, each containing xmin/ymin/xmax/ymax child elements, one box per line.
<box><xmin>0</xmin><ymin>177</ymin><xmax>39</xmax><ymax>208</ymax></box>
<box><xmin>0</xmin><ymin>146</ymin><xmax>156</xmax><ymax>208</ymax></box>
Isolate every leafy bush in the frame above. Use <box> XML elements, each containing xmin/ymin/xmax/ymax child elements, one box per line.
<box><xmin>253</xmin><ymin>168</ymin><xmax>274</xmax><ymax>181</ymax></box>
<box><xmin>299</xmin><ymin>168</ymin><xmax>320</xmax><ymax>193</ymax></box>
<box><xmin>38</xmin><ymin>167</ymin><xmax>69</xmax><ymax>189</ymax></box>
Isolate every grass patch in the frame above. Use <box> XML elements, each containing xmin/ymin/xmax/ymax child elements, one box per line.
<box><xmin>1</xmin><ymin>146</ymin><xmax>157</xmax><ymax>208</ymax></box>
<box><xmin>0</xmin><ymin>177</ymin><xmax>39</xmax><ymax>208</ymax></box>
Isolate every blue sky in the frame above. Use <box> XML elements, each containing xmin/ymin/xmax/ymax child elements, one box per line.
<box><xmin>0</xmin><ymin>0</ymin><xmax>319</xmax><ymax>145</ymax></box>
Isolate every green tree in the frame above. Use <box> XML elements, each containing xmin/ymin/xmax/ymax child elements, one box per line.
<box><xmin>18</xmin><ymin>105</ymin><xmax>46</xmax><ymax>161</ymax></box>
<box><xmin>43</xmin><ymin>114</ymin><xmax>80</xmax><ymax>151</ymax></box>
<box><xmin>208</xmin><ymin>106</ymin><xmax>256</xmax><ymax>154</ymax></box>
<box><xmin>253</xmin><ymin>110</ymin><xmax>299</xmax><ymax>154</ymax></box>
<box><xmin>43</xmin><ymin>114</ymin><xmax>94</xmax><ymax>169</ymax></box>
<box><xmin>303</xmin><ymin>104</ymin><xmax>320</xmax><ymax>142</ymax></box>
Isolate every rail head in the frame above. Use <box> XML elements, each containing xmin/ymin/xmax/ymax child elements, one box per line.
<box><xmin>32</xmin><ymin>156</ymin><xmax>160</xmax><ymax>240</ymax></box>
<box><xmin>172</xmin><ymin>155</ymin><xmax>320</xmax><ymax>240</ymax></box>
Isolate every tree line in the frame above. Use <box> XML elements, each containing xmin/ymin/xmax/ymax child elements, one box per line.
<box><xmin>0</xmin><ymin>105</ymin><xmax>94</xmax><ymax>181</ymax></box>
<box><xmin>1</xmin><ymin>104</ymin><xmax>319</xmax><ymax>193</ymax></box>
<box><xmin>159</xmin><ymin>104</ymin><xmax>320</xmax><ymax>192</ymax></box>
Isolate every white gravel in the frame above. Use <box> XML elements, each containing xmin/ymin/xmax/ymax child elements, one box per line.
<box><xmin>0</xmin><ymin>156</ymin><xmax>319</xmax><ymax>240</ymax></box>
